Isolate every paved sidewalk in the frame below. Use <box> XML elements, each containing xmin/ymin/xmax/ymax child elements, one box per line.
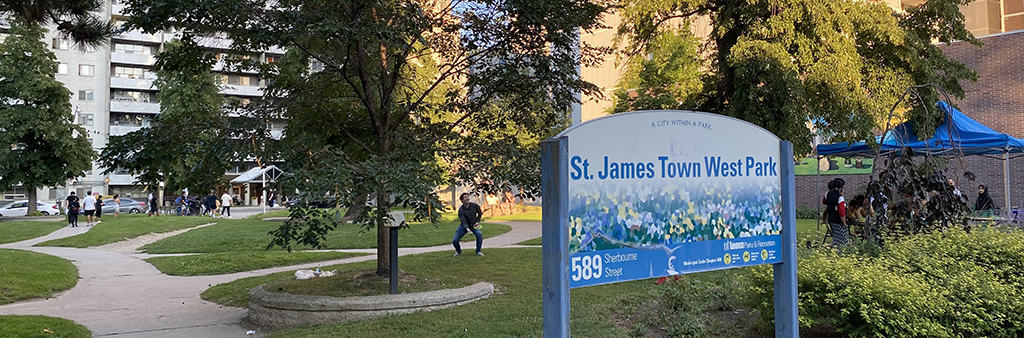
<box><xmin>0</xmin><ymin>216</ymin><xmax>540</xmax><ymax>338</ymax></box>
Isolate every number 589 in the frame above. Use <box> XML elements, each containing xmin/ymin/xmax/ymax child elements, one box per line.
<box><xmin>571</xmin><ymin>255</ymin><xmax>602</xmax><ymax>281</ymax></box>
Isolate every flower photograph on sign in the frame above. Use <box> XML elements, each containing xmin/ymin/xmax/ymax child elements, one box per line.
<box><xmin>568</xmin><ymin>180</ymin><xmax>781</xmax><ymax>253</ymax></box>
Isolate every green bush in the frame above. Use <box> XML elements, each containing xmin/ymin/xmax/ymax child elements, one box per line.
<box><xmin>794</xmin><ymin>207</ymin><xmax>820</xmax><ymax>220</ymax></box>
<box><xmin>748</xmin><ymin>228</ymin><xmax>1024</xmax><ymax>337</ymax></box>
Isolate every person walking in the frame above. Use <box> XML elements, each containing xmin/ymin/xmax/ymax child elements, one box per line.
<box><xmin>94</xmin><ymin>194</ymin><xmax>104</xmax><ymax>224</ymax></box>
<box><xmin>82</xmin><ymin>191</ymin><xmax>97</xmax><ymax>226</ymax></box>
<box><xmin>220</xmin><ymin>191</ymin><xmax>232</xmax><ymax>218</ymax></box>
<box><xmin>204</xmin><ymin>191</ymin><xmax>218</xmax><ymax>217</ymax></box>
<box><xmin>67</xmin><ymin>197</ymin><xmax>80</xmax><ymax>227</ymax></box>
<box><xmin>452</xmin><ymin>193</ymin><xmax>485</xmax><ymax>256</ymax></box>
<box><xmin>64</xmin><ymin>191</ymin><xmax>79</xmax><ymax>227</ymax></box>
<box><xmin>821</xmin><ymin>178</ymin><xmax>850</xmax><ymax>247</ymax></box>
<box><xmin>65</xmin><ymin>192</ymin><xmax>79</xmax><ymax>227</ymax></box>
<box><xmin>113</xmin><ymin>194</ymin><xmax>121</xmax><ymax>220</ymax></box>
<box><xmin>147</xmin><ymin>191</ymin><xmax>159</xmax><ymax>217</ymax></box>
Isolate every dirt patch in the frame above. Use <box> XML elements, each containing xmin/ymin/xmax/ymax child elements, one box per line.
<box><xmin>610</xmin><ymin>299</ymin><xmax>667</xmax><ymax>338</ymax></box>
<box><xmin>265</xmin><ymin>269</ymin><xmax>467</xmax><ymax>298</ymax></box>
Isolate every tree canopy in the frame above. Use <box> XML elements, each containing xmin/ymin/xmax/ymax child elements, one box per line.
<box><xmin>613</xmin><ymin>0</ymin><xmax>980</xmax><ymax>153</ymax></box>
<box><xmin>0</xmin><ymin>18</ymin><xmax>93</xmax><ymax>213</ymax></box>
<box><xmin>120</xmin><ymin>0</ymin><xmax>609</xmax><ymax>275</ymax></box>
<box><xmin>0</xmin><ymin>0</ymin><xmax>113</xmax><ymax>47</ymax></box>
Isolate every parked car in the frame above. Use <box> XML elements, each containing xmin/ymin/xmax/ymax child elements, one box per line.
<box><xmin>101</xmin><ymin>198</ymin><xmax>147</xmax><ymax>214</ymax></box>
<box><xmin>0</xmin><ymin>201</ymin><xmax>61</xmax><ymax>217</ymax></box>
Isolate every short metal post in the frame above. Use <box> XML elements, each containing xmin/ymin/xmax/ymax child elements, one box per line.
<box><xmin>389</xmin><ymin>226</ymin><xmax>399</xmax><ymax>294</ymax></box>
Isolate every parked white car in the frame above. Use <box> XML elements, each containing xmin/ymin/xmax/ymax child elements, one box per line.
<box><xmin>0</xmin><ymin>201</ymin><xmax>61</xmax><ymax>217</ymax></box>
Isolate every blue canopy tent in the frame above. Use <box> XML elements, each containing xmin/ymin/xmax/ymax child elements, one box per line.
<box><xmin>816</xmin><ymin>101</ymin><xmax>1024</xmax><ymax>210</ymax></box>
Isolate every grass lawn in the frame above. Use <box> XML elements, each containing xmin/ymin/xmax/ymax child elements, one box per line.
<box><xmin>0</xmin><ymin>315</ymin><xmax>91</xmax><ymax>338</ymax></box>
<box><xmin>249</xmin><ymin>210</ymin><xmax>291</xmax><ymax>219</ymax></box>
<box><xmin>35</xmin><ymin>214</ymin><xmax>213</xmax><ymax>248</ymax></box>
<box><xmin>0</xmin><ymin>220</ymin><xmax>65</xmax><ymax>245</ymax></box>
<box><xmin>139</xmin><ymin>218</ymin><xmax>511</xmax><ymax>254</ymax></box>
<box><xmin>145</xmin><ymin>251</ymin><xmax>369</xmax><ymax>276</ymax></box>
<box><xmin>204</xmin><ymin>247</ymin><xmax>664</xmax><ymax>338</ymax></box>
<box><xmin>515</xmin><ymin>218</ymin><xmax>822</xmax><ymax>246</ymax></box>
<box><xmin>485</xmin><ymin>205</ymin><xmax>542</xmax><ymax>222</ymax></box>
<box><xmin>0</xmin><ymin>249</ymin><xmax>78</xmax><ymax>305</ymax></box>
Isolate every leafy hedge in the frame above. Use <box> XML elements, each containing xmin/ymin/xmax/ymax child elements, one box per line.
<box><xmin>794</xmin><ymin>207</ymin><xmax>820</xmax><ymax>220</ymax></box>
<box><xmin>748</xmin><ymin>227</ymin><xmax>1024</xmax><ymax>337</ymax></box>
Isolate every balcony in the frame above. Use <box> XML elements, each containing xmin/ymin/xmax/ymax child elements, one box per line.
<box><xmin>110</xmin><ymin>77</ymin><xmax>156</xmax><ymax>90</ymax></box>
<box><xmin>110</xmin><ymin>125</ymin><xmax>143</xmax><ymax>136</ymax></box>
<box><xmin>220</xmin><ymin>85</ymin><xmax>264</xmax><ymax>97</ymax></box>
<box><xmin>110</xmin><ymin>100</ymin><xmax>160</xmax><ymax>114</ymax></box>
<box><xmin>111</xmin><ymin>52</ymin><xmax>157</xmax><ymax>66</ymax></box>
<box><xmin>107</xmin><ymin>174</ymin><xmax>137</xmax><ymax>186</ymax></box>
<box><xmin>114</xmin><ymin>30</ymin><xmax>163</xmax><ymax>43</ymax></box>
<box><xmin>212</xmin><ymin>60</ymin><xmax>260</xmax><ymax>74</ymax></box>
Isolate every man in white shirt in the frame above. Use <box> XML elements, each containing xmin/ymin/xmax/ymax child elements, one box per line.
<box><xmin>221</xmin><ymin>192</ymin><xmax>232</xmax><ymax>218</ymax></box>
<box><xmin>82</xmin><ymin>190</ymin><xmax>98</xmax><ymax>226</ymax></box>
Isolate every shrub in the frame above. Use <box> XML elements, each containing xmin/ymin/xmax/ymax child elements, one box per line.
<box><xmin>794</xmin><ymin>207</ymin><xmax>820</xmax><ymax>220</ymax></box>
<box><xmin>748</xmin><ymin>228</ymin><xmax>1024</xmax><ymax>337</ymax></box>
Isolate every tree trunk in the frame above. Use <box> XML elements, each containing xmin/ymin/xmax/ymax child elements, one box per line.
<box><xmin>375</xmin><ymin>186</ymin><xmax>391</xmax><ymax>276</ymax></box>
<box><xmin>27</xmin><ymin>188</ymin><xmax>38</xmax><ymax>215</ymax></box>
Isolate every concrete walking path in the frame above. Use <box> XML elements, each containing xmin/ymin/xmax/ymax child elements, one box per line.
<box><xmin>0</xmin><ymin>209</ymin><xmax>541</xmax><ymax>338</ymax></box>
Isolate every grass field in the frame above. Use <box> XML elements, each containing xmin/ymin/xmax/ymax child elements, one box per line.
<box><xmin>0</xmin><ymin>220</ymin><xmax>65</xmax><ymax>245</ymax></box>
<box><xmin>35</xmin><ymin>214</ymin><xmax>213</xmax><ymax>248</ymax></box>
<box><xmin>205</xmin><ymin>247</ymin><xmax>662</xmax><ymax>338</ymax></box>
<box><xmin>0</xmin><ymin>315</ymin><xmax>91</xmax><ymax>338</ymax></box>
<box><xmin>139</xmin><ymin>218</ymin><xmax>511</xmax><ymax>254</ymax></box>
<box><xmin>145</xmin><ymin>251</ymin><xmax>369</xmax><ymax>276</ymax></box>
<box><xmin>0</xmin><ymin>249</ymin><xmax>78</xmax><ymax>305</ymax></box>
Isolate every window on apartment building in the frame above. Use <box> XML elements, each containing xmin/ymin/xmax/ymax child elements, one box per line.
<box><xmin>57</xmin><ymin>63</ymin><xmax>68</xmax><ymax>74</ymax></box>
<box><xmin>79</xmin><ymin>114</ymin><xmax>94</xmax><ymax>126</ymax></box>
<box><xmin>266</xmin><ymin>55</ymin><xmax>280</xmax><ymax>63</ymax></box>
<box><xmin>112</xmin><ymin>90</ymin><xmax>157</xmax><ymax>103</ymax></box>
<box><xmin>114</xmin><ymin>43</ymin><xmax>157</xmax><ymax>55</ymax></box>
<box><xmin>310</xmin><ymin>60</ymin><xmax>324</xmax><ymax>72</ymax></box>
<box><xmin>225</xmin><ymin>74</ymin><xmax>259</xmax><ymax>86</ymax></box>
<box><xmin>79</xmin><ymin>90</ymin><xmax>94</xmax><ymax>101</ymax></box>
<box><xmin>79</xmin><ymin>64</ymin><xmax>95</xmax><ymax>76</ymax></box>
<box><xmin>113</xmin><ymin>66</ymin><xmax>147</xmax><ymax>79</ymax></box>
<box><xmin>111</xmin><ymin>112</ymin><xmax>150</xmax><ymax>126</ymax></box>
<box><xmin>51</xmin><ymin>38</ymin><xmax>70</xmax><ymax>50</ymax></box>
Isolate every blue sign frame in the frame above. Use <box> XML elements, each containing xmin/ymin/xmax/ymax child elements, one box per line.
<box><xmin>542</xmin><ymin>111</ymin><xmax>798</xmax><ymax>337</ymax></box>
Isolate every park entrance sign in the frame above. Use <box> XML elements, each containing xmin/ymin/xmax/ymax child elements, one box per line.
<box><xmin>541</xmin><ymin>111</ymin><xmax>799</xmax><ymax>337</ymax></box>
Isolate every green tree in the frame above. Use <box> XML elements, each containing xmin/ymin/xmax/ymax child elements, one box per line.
<box><xmin>0</xmin><ymin>19</ymin><xmax>93</xmax><ymax>214</ymax></box>
<box><xmin>1</xmin><ymin>0</ymin><xmax>113</xmax><ymax>47</ymax></box>
<box><xmin>615</xmin><ymin>0</ymin><xmax>980</xmax><ymax>152</ymax></box>
<box><xmin>99</xmin><ymin>38</ymin><xmax>268</xmax><ymax>195</ymax></box>
<box><xmin>610</xmin><ymin>27</ymin><xmax>703</xmax><ymax>114</ymax></box>
<box><xmin>120</xmin><ymin>0</ymin><xmax>608</xmax><ymax>275</ymax></box>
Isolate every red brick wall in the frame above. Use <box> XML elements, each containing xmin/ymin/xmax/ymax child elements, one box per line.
<box><xmin>795</xmin><ymin>32</ymin><xmax>1024</xmax><ymax>210</ymax></box>
<box><xmin>940</xmin><ymin>31</ymin><xmax>1024</xmax><ymax>210</ymax></box>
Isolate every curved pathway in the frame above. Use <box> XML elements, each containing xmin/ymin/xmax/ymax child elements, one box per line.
<box><xmin>0</xmin><ymin>208</ymin><xmax>541</xmax><ymax>338</ymax></box>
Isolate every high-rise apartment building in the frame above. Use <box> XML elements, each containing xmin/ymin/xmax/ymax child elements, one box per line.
<box><xmin>0</xmin><ymin>1</ymin><xmax>286</xmax><ymax>204</ymax></box>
